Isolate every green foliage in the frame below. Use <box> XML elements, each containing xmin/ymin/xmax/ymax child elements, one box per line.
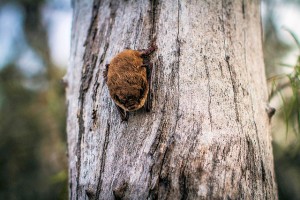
<box><xmin>0</xmin><ymin>0</ymin><xmax>68</xmax><ymax>199</ymax></box>
<box><xmin>0</xmin><ymin>65</ymin><xmax>67</xmax><ymax>200</ymax></box>
<box><xmin>269</xmin><ymin>29</ymin><xmax>300</xmax><ymax>136</ymax></box>
<box><xmin>262</xmin><ymin>1</ymin><xmax>300</xmax><ymax>198</ymax></box>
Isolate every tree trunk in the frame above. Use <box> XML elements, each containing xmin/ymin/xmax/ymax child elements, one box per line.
<box><xmin>66</xmin><ymin>0</ymin><xmax>278</xmax><ymax>199</ymax></box>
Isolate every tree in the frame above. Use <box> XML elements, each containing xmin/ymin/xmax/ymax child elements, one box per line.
<box><xmin>66</xmin><ymin>0</ymin><xmax>278</xmax><ymax>199</ymax></box>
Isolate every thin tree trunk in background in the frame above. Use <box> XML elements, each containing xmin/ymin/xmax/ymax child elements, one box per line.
<box><xmin>66</xmin><ymin>0</ymin><xmax>278</xmax><ymax>199</ymax></box>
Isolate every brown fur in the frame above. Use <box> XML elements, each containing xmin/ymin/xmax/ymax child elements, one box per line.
<box><xmin>106</xmin><ymin>50</ymin><xmax>148</xmax><ymax>111</ymax></box>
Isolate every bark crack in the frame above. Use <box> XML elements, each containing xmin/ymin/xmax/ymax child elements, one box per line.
<box><xmin>204</xmin><ymin>55</ymin><xmax>213</xmax><ymax>131</ymax></box>
<box><xmin>218</xmin><ymin>62</ymin><xmax>224</xmax><ymax>78</ymax></box>
<box><xmin>147</xmin><ymin>6</ymin><xmax>182</xmax><ymax>190</ymax></box>
<box><xmin>242</xmin><ymin>0</ymin><xmax>246</xmax><ymax>19</ymax></box>
<box><xmin>208</xmin><ymin>145</ymin><xmax>220</xmax><ymax>198</ymax></box>
<box><xmin>225</xmin><ymin>57</ymin><xmax>240</xmax><ymax>123</ymax></box>
<box><xmin>179</xmin><ymin>113</ymin><xmax>202</xmax><ymax>199</ymax></box>
<box><xmin>99</xmin><ymin>43</ymin><xmax>109</xmax><ymax>66</ymax></box>
<box><xmin>149</xmin><ymin>100</ymin><xmax>167</xmax><ymax>154</ymax></box>
<box><xmin>179</xmin><ymin>164</ymin><xmax>188</xmax><ymax>200</ymax></box>
<box><xmin>221</xmin><ymin>0</ymin><xmax>226</xmax><ymax>56</ymax></box>
<box><xmin>95</xmin><ymin>122</ymin><xmax>111</xmax><ymax>199</ymax></box>
<box><xmin>75</xmin><ymin>0</ymin><xmax>118</xmax><ymax>198</ymax></box>
<box><xmin>173</xmin><ymin>0</ymin><xmax>181</xmax><ymax>140</ymax></box>
<box><xmin>91</xmin><ymin>42</ymin><xmax>109</xmax><ymax>129</ymax></box>
<box><xmin>92</xmin><ymin>69</ymin><xmax>100</xmax><ymax>102</ymax></box>
<box><xmin>243</xmin><ymin>29</ymin><xmax>247</xmax><ymax>71</ymax></box>
<box><xmin>176</xmin><ymin>0</ymin><xmax>181</xmax><ymax>119</ymax></box>
<box><xmin>75</xmin><ymin>1</ymin><xmax>101</xmax><ymax>199</ymax></box>
<box><xmin>150</xmin><ymin>0</ymin><xmax>159</xmax><ymax>37</ymax></box>
<box><xmin>249</xmin><ymin>89</ymin><xmax>264</xmax><ymax>186</ymax></box>
<box><xmin>243</xmin><ymin>24</ymin><xmax>265</xmax><ymax>193</ymax></box>
<box><xmin>222</xmin><ymin>0</ymin><xmax>242</xmax><ymax>131</ymax></box>
<box><xmin>245</xmin><ymin>135</ymin><xmax>257</xmax><ymax>198</ymax></box>
<box><xmin>147</xmin><ymin>96</ymin><xmax>170</xmax><ymax>198</ymax></box>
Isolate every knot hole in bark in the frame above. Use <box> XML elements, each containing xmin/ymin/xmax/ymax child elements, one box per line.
<box><xmin>113</xmin><ymin>180</ymin><xmax>128</xmax><ymax>200</ymax></box>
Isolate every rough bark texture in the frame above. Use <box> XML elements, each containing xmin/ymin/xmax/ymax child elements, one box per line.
<box><xmin>66</xmin><ymin>0</ymin><xmax>278</xmax><ymax>199</ymax></box>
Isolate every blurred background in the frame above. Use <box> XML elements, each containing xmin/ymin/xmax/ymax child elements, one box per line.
<box><xmin>0</xmin><ymin>0</ymin><xmax>70</xmax><ymax>199</ymax></box>
<box><xmin>0</xmin><ymin>0</ymin><xmax>299</xmax><ymax>199</ymax></box>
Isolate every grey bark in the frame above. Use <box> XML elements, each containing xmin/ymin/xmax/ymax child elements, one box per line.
<box><xmin>66</xmin><ymin>0</ymin><xmax>278</xmax><ymax>199</ymax></box>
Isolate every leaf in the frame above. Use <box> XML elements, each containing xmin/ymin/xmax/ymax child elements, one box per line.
<box><xmin>283</xmin><ymin>27</ymin><xmax>300</xmax><ymax>51</ymax></box>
